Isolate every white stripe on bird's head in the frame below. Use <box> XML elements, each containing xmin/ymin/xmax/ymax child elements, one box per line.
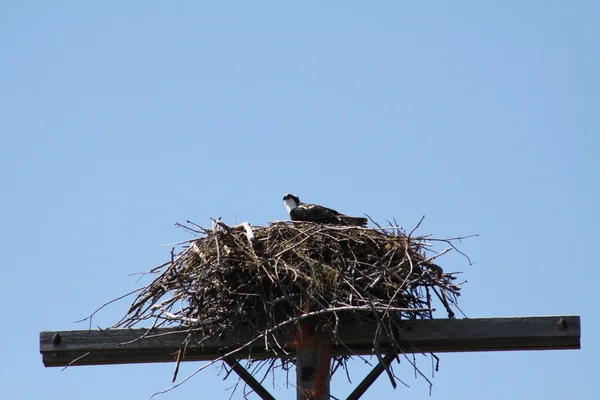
<box><xmin>283</xmin><ymin>193</ymin><xmax>299</xmax><ymax>213</ymax></box>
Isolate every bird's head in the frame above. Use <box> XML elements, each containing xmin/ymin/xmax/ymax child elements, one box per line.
<box><xmin>283</xmin><ymin>193</ymin><xmax>300</xmax><ymax>213</ymax></box>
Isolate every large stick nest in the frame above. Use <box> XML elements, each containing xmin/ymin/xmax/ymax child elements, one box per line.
<box><xmin>117</xmin><ymin>218</ymin><xmax>467</xmax><ymax>335</ymax></box>
<box><xmin>113</xmin><ymin>219</ymin><xmax>471</xmax><ymax>393</ymax></box>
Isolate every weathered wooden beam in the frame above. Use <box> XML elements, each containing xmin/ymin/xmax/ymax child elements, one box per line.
<box><xmin>40</xmin><ymin>315</ymin><xmax>580</xmax><ymax>368</ymax></box>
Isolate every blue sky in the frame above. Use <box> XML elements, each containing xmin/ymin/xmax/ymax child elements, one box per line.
<box><xmin>1</xmin><ymin>1</ymin><xmax>598</xmax><ymax>399</ymax></box>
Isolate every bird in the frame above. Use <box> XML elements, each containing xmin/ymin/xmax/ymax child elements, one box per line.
<box><xmin>282</xmin><ymin>193</ymin><xmax>368</xmax><ymax>226</ymax></box>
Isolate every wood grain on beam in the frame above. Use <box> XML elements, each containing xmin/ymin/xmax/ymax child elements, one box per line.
<box><xmin>40</xmin><ymin>316</ymin><xmax>580</xmax><ymax>368</ymax></box>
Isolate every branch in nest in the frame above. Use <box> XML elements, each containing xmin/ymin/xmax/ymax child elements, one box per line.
<box><xmin>103</xmin><ymin>220</ymin><xmax>475</xmax><ymax>397</ymax></box>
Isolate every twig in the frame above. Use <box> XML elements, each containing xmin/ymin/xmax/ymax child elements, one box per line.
<box><xmin>409</xmin><ymin>215</ymin><xmax>426</xmax><ymax>238</ymax></box>
<box><xmin>94</xmin><ymin>219</ymin><xmax>476</xmax><ymax>398</ymax></box>
<box><xmin>74</xmin><ymin>287</ymin><xmax>144</xmax><ymax>329</ymax></box>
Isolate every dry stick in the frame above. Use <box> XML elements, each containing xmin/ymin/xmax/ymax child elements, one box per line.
<box><xmin>325</xmin><ymin>225</ymin><xmax>405</xmax><ymax>233</ymax></box>
<box><xmin>429</xmin><ymin>234</ymin><xmax>479</xmax><ymax>241</ymax></box>
<box><xmin>235</xmin><ymin>233</ymin><xmax>274</xmax><ymax>282</ymax></box>
<box><xmin>409</xmin><ymin>215</ymin><xmax>426</xmax><ymax>238</ymax></box>
<box><xmin>221</xmin><ymin>356</ymin><xmax>277</xmax><ymax>400</ymax></box>
<box><xmin>214</xmin><ymin>232</ymin><xmax>221</xmax><ymax>265</ymax></box>
<box><xmin>342</xmin><ymin>279</ymin><xmax>397</xmax><ymax>389</ymax></box>
<box><xmin>431</xmin><ymin>286</ymin><xmax>455</xmax><ymax>319</ymax></box>
<box><xmin>384</xmin><ymin>243</ymin><xmax>415</xmax><ymax>314</ymax></box>
<box><xmin>278</xmin><ymin>223</ymin><xmax>319</xmax><ymax>244</ymax></box>
<box><xmin>226</xmin><ymin>376</ymin><xmax>240</xmax><ymax>400</ymax></box>
<box><xmin>60</xmin><ymin>352</ymin><xmax>91</xmax><ymax>371</ymax></box>
<box><xmin>263</xmin><ymin>366</ymin><xmax>278</xmax><ymax>398</ymax></box>
<box><xmin>211</xmin><ymin>217</ymin><xmax>221</xmax><ymax>232</ymax></box>
<box><xmin>175</xmin><ymin>222</ymin><xmax>202</xmax><ymax>235</ymax></box>
<box><xmin>161</xmin><ymin>238</ymin><xmax>197</xmax><ymax>247</ymax></box>
<box><xmin>239</xmin><ymin>222</ymin><xmax>255</xmax><ymax>243</ymax></box>
<box><xmin>125</xmin><ymin>293</ymin><xmax>169</xmax><ymax>329</ymax></box>
<box><xmin>386</xmin><ymin>317</ymin><xmax>435</xmax><ymax>390</ymax></box>
<box><xmin>331</xmin><ymin>331</ymin><xmax>372</xmax><ymax>366</ymax></box>
<box><xmin>122</xmin><ymin>245</ymin><xmax>195</xmax><ymax>319</ymax></box>
<box><xmin>108</xmin><ymin>221</ymin><xmax>470</xmax><ymax>398</ymax></box>
<box><xmin>345</xmin><ymin>349</ymin><xmax>399</xmax><ymax>400</ymax></box>
<box><xmin>118</xmin><ymin>315</ymin><xmax>162</xmax><ymax>345</ymax></box>
<box><xmin>74</xmin><ymin>287</ymin><xmax>144</xmax><ymax>330</ymax></box>
<box><xmin>274</xmin><ymin>228</ymin><xmax>321</xmax><ymax>257</ymax></box>
<box><xmin>171</xmin><ymin>337</ymin><xmax>188</xmax><ymax>383</ymax></box>
<box><xmin>421</xmin><ymin>247</ymin><xmax>452</xmax><ymax>265</ymax></box>
<box><xmin>365</xmin><ymin>213</ymin><xmax>384</xmax><ymax>230</ymax></box>
<box><xmin>373</xmin><ymin>324</ymin><xmax>397</xmax><ymax>390</ymax></box>
<box><xmin>153</xmin><ymin>307</ymin><xmax>216</xmax><ymax>325</ymax></box>
<box><xmin>216</xmin><ymin>221</ymin><xmax>255</xmax><ymax>243</ymax></box>
<box><xmin>371</xmin><ymin>262</ymin><xmax>433</xmax><ymax>387</ymax></box>
<box><xmin>148</xmin><ymin>305</ymin><xmax>432</xmax><ymax>399</ymax></box>
<box><xmin>149</xmin><ymin>260</ymin><xmax>173</xmax><ymax>273</ymax></box>
<box><xmin>429</xmin><ymin>236</ymin><xmax>478</xmax><ymax>265</ymax></box>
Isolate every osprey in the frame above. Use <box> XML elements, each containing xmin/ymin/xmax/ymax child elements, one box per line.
<box><xmin>282</xmin><ymin>193</ymin><xmax>368</xmax><ymax>226</ymax></box>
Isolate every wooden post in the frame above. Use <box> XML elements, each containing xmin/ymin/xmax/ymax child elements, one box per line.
<box><xmin>295</xmin><ymin>323</ymin><xmax>332</xmax><ymax>400</ymax></box>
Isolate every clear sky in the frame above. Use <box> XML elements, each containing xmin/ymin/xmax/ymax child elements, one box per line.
<box><xmin>1</xmin><ymin>1</ymin><xmax>598</xmax><ymax>399</ymax></box>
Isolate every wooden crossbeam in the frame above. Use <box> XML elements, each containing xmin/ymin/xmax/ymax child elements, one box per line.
<box><xmin>40</xmin><ymin>316</ymin><xmax>580</xmax><ymax>368</ymax></box>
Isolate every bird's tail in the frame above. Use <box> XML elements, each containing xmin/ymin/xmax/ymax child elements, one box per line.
<box><xmin>340</xmin><ymin>215</ymin><xmax>368</xmax><ymax>226</ymax></box>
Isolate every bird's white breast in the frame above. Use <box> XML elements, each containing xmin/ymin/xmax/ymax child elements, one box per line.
<box><xmin>284</xmin><ymin>198</ymin><xmax>298</xmax><ymax>213</ymax></box>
